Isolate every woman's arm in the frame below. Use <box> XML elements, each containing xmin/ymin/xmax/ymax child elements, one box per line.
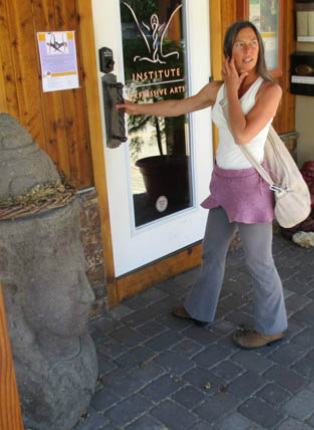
<box><xmin>117</xmin><ymin>80</ymin><xmax>222</xmax><ymax>117</ymax></box>
<box><xmin>222</xmin><ymin>58</ymin><xmax>282</xmax><ymax>145</ymax></box>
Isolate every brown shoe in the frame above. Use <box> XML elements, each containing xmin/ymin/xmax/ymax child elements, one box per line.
<box><xmin>232</xmin><ymin>330</ymin><xmax>285</xmax><ymax>349</ymax></box>
<box><xmin>172</xmin><ymin>306</ymin><xmax>208</xmax><ymax>327</ymax></box>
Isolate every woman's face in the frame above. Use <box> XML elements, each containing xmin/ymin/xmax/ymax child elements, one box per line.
<box><xmin>232</xmin><ymin>27</ymin><xmax>259</xmax><ymax>74</ymax></box>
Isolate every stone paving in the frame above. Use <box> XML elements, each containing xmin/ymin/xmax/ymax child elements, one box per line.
<box><xmin>75</xmin><ymin>233</ymin><xmax>314</xmax><ymax>430</ymax></box>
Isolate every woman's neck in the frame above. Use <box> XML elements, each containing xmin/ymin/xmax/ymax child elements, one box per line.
<box><xmin>238</xmin><ymin>72</ymin><xmax>259</xmax><ymax>98</ymax></box>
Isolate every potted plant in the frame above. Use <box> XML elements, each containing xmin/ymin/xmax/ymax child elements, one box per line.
<box><xmin>127</xmin><ymin>86</ymin><xmax>189</xmax><ymax>205</ymax></box>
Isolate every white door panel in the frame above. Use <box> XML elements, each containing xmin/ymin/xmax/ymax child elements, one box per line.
<box><xmin>92</xmin><ymin>0</ymin><xmax>212</xmax><ymax>276</ymax></box>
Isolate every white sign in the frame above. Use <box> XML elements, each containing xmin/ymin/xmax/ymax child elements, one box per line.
<box><xmin>291</xmin><ymin>75</ymin><xmax>314</xmax><ymax>85</ymax></box>
<box><xmin>155</xmin><ymin>196</ymin><xmax>168</xmax><ymax>212</ymax></box>
<box><xmin>297</xmin><ymin>36</ymin><xmax>314</xmax><ymax>42</ymax></box>
<box><xmin>37</xmin><ymin>31</ymin><xmax>79</xmax><ymax>92</ymax></box>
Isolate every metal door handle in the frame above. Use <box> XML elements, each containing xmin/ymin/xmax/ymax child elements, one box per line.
<box><xmin>101</xmin><ymin>73</ymin><xmax>127</xmax><ymax>148</ymax></box>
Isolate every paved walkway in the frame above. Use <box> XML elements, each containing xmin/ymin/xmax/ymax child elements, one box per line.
<box><xmin>75</xmin><ymin>232</ymin><xmax>314</xmax><ymax>430</ymax></box>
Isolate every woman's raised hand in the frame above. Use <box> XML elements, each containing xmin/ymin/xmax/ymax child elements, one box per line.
<box><xmin>221</xmin><ymin>57</ymin><xmax>248</xmax><ymax>94</ymax></box>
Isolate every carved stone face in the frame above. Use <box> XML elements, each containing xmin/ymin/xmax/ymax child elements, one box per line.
<box><xmin>23</xmin><ymin>243</ymin><xmax>95</xmax><ymax>338</ymax></box>
<box><xmin>1</xmin><ymin>202</ymin><xmax>95</xmax><ymax>340</ymax></box>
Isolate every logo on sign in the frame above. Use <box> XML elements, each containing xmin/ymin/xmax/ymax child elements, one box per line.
<box><xmin>123</xmin><ymin>2</ymin><xmax>182</xmax><ymax>65</ymax></box>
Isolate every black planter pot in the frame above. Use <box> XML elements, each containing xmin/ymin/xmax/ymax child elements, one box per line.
<box><xmin>135</xmin><ymin>155</ymin><xmax>190</xmax><ymax>205</ymax></box>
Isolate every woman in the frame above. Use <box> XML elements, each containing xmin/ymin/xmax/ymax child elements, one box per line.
<box><xmin>118</xmin><ymin>21</ymin><xmax>288</xmax><ymax>349</ymax></box>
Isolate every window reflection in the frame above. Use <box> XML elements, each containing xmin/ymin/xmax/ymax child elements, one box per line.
<box><xmin>120</xmin><ymin>0</ymin><xmax>192</xmax><ymax>227</ymax></box>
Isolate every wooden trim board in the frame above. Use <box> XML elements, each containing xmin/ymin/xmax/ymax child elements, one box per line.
<box><xmin>113</xmin><ymin>243</ymin><xmax>202</xmax><ymax>306</ymax></box>
<box><xmin>0</xmin><ymin>282</ymin><xmax>24</xmax><ymax>430</ymax></box>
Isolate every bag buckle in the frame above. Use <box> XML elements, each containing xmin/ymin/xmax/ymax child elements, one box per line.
<box><xmin>270</xmin><ymin>184</ymin><xmax>284</xmax><ymax>192</ymax></box>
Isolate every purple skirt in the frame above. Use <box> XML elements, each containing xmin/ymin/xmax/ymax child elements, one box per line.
<box><xmin>201</xmin><ymin>161</ymin><xmax>274</xmax><ymax>224</ymax></box>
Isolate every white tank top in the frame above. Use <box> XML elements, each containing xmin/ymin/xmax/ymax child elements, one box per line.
<box><xmin>212</xmin><ymin>76</ymin><xmax>272</xmax><ymax>169</ymax></box>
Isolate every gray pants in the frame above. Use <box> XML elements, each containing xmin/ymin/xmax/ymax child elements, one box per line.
<box><xmin>185</xmin><ymin>207</ymin><xmax>288</xmax><ymax>335</ymax></box>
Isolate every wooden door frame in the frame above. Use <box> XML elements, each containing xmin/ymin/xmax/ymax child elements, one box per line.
<box><xmin>0</xmin><ymin>282</ymin><xmax>24</xmax><ymax>430</ymax></box>
<box><xmin>210</xmin><ymin>0</ymin><xmax>223</xmax><ymax>155</ymax></box>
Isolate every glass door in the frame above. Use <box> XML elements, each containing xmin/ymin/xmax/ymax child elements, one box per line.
<box><xmin>120</xmin><ymin>1</ymin><xmax>191</xmax><ymax>226</ymax></box>
<box><xmin>92</xmin><ymin>0</ymin><xmax>213</xmax><ymax>276</ymax></box>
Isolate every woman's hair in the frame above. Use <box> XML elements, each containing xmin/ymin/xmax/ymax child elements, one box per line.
<box><xmin>223</xmin><ymin>20</ymin><xmax>276</xmax><ymax>83</ymax></box>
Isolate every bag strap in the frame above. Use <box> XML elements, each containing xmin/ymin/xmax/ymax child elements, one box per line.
<box><xmin>239</xmin><ymin>144</ymin><xmax>276</xmax><ymax>188</ymax></box>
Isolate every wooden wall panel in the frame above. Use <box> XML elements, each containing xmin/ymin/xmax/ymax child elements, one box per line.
<box><xmin>0</xmin><ymin>283</ymin><xmax>24</xmax><ymax>430</ymax></box>
<box><xmin>221</xmin><ymin>0</ymin><xmax>237</xmax><ymax>38</ymax></box>
<box><xmin>32</xmin><ymin>0</ymin><xmax>71</xmax><ymax>174</ymax></box>
<box><xmin>210</xmin><ymin>0</ymin><xmax>222</xmax><ymax>154</ymax></box>
<box><xmin>52</xmin><ymin>0</ymin><xmax>93</xmax><ymax>187</ymax></box>
<box><xmin>0</xmin><ymin>62</ymin><xmax>6</xmax><ymax>112</ymax></box>
<box><xmin>0</xmin><ymin>1</ymin><xmax>20</xmax><ymax>118</ymax></box>
<box><xmin>272</xmin><ymin>0</ymin><xmax>296</xmax><ymax>133</ymax></box>
<box><xmin>210</xmin><ymin>0</ymin><xmax>223</xmax><ymax>81</ymax></box>
<box><xmin>210</xmin><ymin>0</ymin><xmax>237</xmax><ymax>78</ymax></box>
<box><xmin>0</xmin><ymin>0</ymin><xmax>94</xmax><ymax>189</ymax></box>
<box><xmin>210</xmin><ymin>0</ymin><xmax>237</xmax><ymax>154</ymax></box>
<box><xmin>5</xmin><ymin>1</ymin><xmax>46</xmax><ymax>147</ymax></box>
<box><xmin>280</xmin><ymin>0</ymin><xmax>296</xmax><ymax>133</ymax></box>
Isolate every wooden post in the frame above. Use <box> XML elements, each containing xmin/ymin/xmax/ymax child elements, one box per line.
<box><xmin>76</xmin><ymin>0</ymin><xmax>119</xmax><ymax>307</ymax></box>
<box><xmin>0</xmin><ymin>282</ymin><xmax>24</xmax><ymax>430</ymax></box>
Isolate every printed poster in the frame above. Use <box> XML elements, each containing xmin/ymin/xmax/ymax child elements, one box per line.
<box><xmin>37</xmin><ymin>31</ymin><xmax>79</xmax><ymax>92</ymax></box>
<box><xmin>249</xmin><ymin>0</ymin><xmax>279</xmax><ymax>71</ymax></box>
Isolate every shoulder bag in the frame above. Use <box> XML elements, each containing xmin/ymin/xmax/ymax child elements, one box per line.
<box><xmin>240</xmin><ymin>125</ymin><xmax>311</xmax><ymax>228</ymax></box>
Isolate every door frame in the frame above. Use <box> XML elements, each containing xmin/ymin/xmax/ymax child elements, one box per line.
<box><xmin>80</xmin><ymin>0</ymin><xmax>220</xmax><ymax>308</ymax></box>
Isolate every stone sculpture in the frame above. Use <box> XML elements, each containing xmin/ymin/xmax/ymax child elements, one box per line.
<box><xmin>0</xmin><ymin>113</ymin><xmax>98</xmax><ymax>430</ymax></box>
